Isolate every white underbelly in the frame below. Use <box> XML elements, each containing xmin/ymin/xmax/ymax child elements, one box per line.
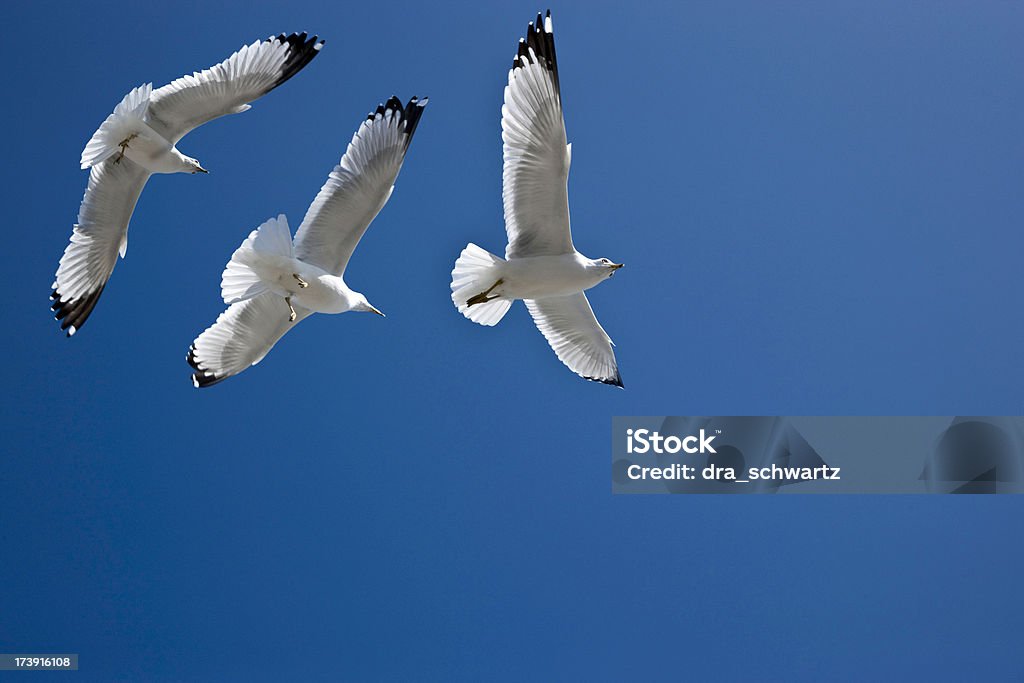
<box><xmin>500</xmin><ymin>255</ymin><xmax>595</xmax><ymax>300</ymax></box>
<box><xmin>275</xmin><ymin>264</ymin><xmax>350</xmax><ymax>314</ymax></box>
<box><xmin>123</xmin><ymin>123</ymin><xmax>178</xmax><ymax>173</ymax></box>
<box><xmin>293</xmin><ymin>282</ymin><xmax>348</xmax><ymax>314</ymax></box>
<box><xmin>124</xmin><ymin>142</ymin><xmax>177</xmax><ymax>172</ymax></box>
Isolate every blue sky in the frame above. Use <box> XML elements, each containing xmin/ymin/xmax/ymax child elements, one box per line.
<box><xmin>3</xmin><ymin>0</ymin><xmax>1023</xmax><ymax>679</ymax></box>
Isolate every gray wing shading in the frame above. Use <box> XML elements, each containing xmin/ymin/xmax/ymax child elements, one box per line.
<box><xmin>146</xmin><ymin>33</ymin><xmax>323</xmax><ymax>144</ymax></box>
<box><xmin>502</xmin><ymin>11</ymin><xmax>574</xmax><ymax>259</ymax></box>
<box><xmin>293</xmin><ymin>96</ymin><xmax>427</xmax><ymax>276</ymax></box>
<box><xmin>524</xmin><ymin>293</ymin><xmax>622</xmax><ymax>387</ymax></box>
<box><xmin>187</xmin><ymin>292</ymin><xmax>312</xmax><ymax>388</ymax></box>
<box><xmin>51</xmin><ymin>158</ymin><xmax>151</xmax><ymax>335</ymax></box>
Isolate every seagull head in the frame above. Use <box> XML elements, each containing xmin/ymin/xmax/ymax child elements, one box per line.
<box><xmin>353</xmin><ymin>295</ymin><xmax>385</xmax><ymax>317</ymax></box>
<box><xmin>595</xmin><ymin>257</ymin><xmax>624</xmax><ymax>278</ymax></box>
<box><xmin>185</xmin><ymin>156</ymin><xmax>209</xmax><ymax>174</ymax></box>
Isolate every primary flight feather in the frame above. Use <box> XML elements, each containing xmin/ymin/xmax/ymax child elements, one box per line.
<box><xmin>52</xmin><ymin>32</ymin><xmax>324</xmax><ymax>336</ymax></box>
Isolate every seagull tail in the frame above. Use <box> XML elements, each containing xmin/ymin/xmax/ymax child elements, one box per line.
<box><xmin>451</xmin><ymin>243</ymin><xmax>511</xmax><ymax>326</ymax></box>
<box><xmin>221</xmin><ymin>214</ymin><xmax>295</xmax><ymax>304</ymax></box>
<box><xmin>81</xmin><ymin>83</ymin><xmax>153</xmax><ymax>169</ymax></box>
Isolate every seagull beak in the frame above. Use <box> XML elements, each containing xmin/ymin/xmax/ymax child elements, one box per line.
<box><xmin>369</xmin><ymin>305</ymin><xmax>385</xmax><ymax>317</ymax></box>
<box><xmin>612</xmin><ymin>263</ymin><xmax>624</xmax><ymax>270</ymax></box>
<box><xmin>196</xmin><ymin>166</ymin><xmax>209</xmax><ymax>174</ymax></box>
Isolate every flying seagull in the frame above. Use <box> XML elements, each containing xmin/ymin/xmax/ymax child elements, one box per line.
<box><xmin>187</xmin><ymin>96</ymin><xmax>427</xmax><ymax>387</ymax></box>
<box><xmin>450</xmin><ymin>11</ymin><xmax>624</xmax><ymax>387</ymax></box>
<box><xmin>51</xmin><ymin>32</ymin><xmax>325</xmax><ymax>336</ymax></box>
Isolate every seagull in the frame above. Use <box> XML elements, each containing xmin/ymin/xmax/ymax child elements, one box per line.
<box><xmin>51</xmin><ymin>32</ymin><xmax>325</xmax><ymax>336</ymax></box>
<box><xmin>187</xmin><ymin>96</ymin><xmax>428</xmax><ymax>387</ymax></box>
<box><xmin>450</xmin><ymin>11</ymin><xmax>624</xmax><ymax>387</ymax></box>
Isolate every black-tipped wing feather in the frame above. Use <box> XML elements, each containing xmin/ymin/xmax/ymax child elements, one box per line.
<box><xmin>146</xmin><ymin>32</ymin><xmax>324</xmax><ymax>143</ymax></box>
<box><xmin>515</xmin><ymin>11</ymin><xmax>560</xmax><ymax>97</ymax></box>
<box><xmin>188</xmin><ymin>292</ymin><xmax>312</xmax><ymax>387</ymax></box>
<box><xmin>293</xmin><ymin>96</ymin><xmax>427</xmax><ymax>276</ymax></box>
<box><xmin>525</xmin><ymin>293</ymin><xmax>622</xmax><ymax>387</ymax></box>
<box><xmin>51</xmin><ymin>158</ymin><xmax>151</xmax><ymax>336</ymax></box>
<box><xmin>502</xmin><ymin>11</ymin><xmax>574</xmax><ymax>259</ymax></box>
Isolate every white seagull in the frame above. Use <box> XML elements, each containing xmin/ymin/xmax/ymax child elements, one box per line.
<box><xmin>450</xmin><ymin>12</ymin><xmax>624</xmax><ymax>387</ymax></box>
<box><xmin>187</xmin><ymin>96</ymin><xmax>428</xmax><ymax>387</ymax></box>
<box><xmin>52</xmin><ymin>32</ymin><xmax>325</xmax><ymax>336</ymax></box>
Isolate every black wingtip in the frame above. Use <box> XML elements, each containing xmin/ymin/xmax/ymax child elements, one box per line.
<box><xmin>268</xmin><ymin>32</ymin><xmax>324</xmax><ymax>90</ymax></box>
<box><xmin>587</xmin><ymin>372</ymin><xmax>624</xmax><ymax>388</ymax></box>
<box><xmin>513</xmin><ymin>10</ymin><xmax>559</xmax><ymax>96</ymax></box>
<box><xmin>51</xmin><ymin>285</ymin><xmax>106</xmax><ymax>337</ymax></box>
<box><xmin>366</xmin><ymin>95</ymin><xmax>429</xmax><ymax>150</ymax></box>
<box><xmin>401</xmin><ymin>96</ymin><xmax>428</xmax><ymax>149</ymax></box>
<box><xmin>186</xmin><ymin>343</ymin><xmax>224</xmax><ymax>388</ymax></box>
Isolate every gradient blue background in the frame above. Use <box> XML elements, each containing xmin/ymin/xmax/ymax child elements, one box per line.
<box><xmin>4</xmin><ymin>1</ymin><xmax>1023</xmax><ymax>680</ymax></box>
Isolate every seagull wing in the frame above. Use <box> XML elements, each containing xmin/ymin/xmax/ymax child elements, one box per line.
<box><xmin>188</xmin><ymin>292</ymin><xmax>312</xmax><ymax>387</ymax></box>
<box><xmin>146</xmin><ymin>33</ymin><xmax>323</xmax><ymax>144</ymax></box>
<box><xmin>502</xmin><ymin>11</ymin><xmax>574</xmax><ymax>259</ymax></box>
<box><xmin>51</xmin><ymin>158</ymin><xmax>152</xmax><ymax>335</ymax></box>
<box><xmin>525</xmin><ymin>293</ymin><xmax>622</xmax><ymax>387</ymax></box>
<box><xmin>293</xmin><ymin>96</ymin><xmax>427</xmax><ymax>276</ymax></box>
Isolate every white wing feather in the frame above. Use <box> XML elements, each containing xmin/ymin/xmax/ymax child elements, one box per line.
<box><xmin>525</xmin><ymin>293</ymin><xmax>622</xmax><ymax>387</ymax></box>
<box><xmin>294</xmin><ymin>97</ymin><xmax>427</xmax><ymax>276</ymax></box>
<box><xmin>502</xmin><ymin>13</ymin><xmax>574</xmax><ymax>259</ymax></box>
<box><xmin>146</xmin><ymin>33</ymin><xmax>323</xmax><ymax>144</ymax></box>
<box><xmin>51</xmin><ymin>158</ymin><xmax>151</xmax><ymax>336</ymax></box>
<box><xmin>188</xmin><ymin>292</ymin><xmax>312</xmax><ymax>387</ymax></box>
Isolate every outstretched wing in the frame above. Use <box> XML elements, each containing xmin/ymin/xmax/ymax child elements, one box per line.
<box><xmin>293</xmin><ymin>96</ymin><xmax>427</xmax><ymax>276</ymax></box>
<box><xmin>187</xmin><ymin>292</ymin><xmax>312</xmax><ymax>388</ymax></box>
<box><xmin>51</xmin><ymin>158</ymin><xmax>152</xmax><ymax>336</ymax></box>
<box><xmin>524</xmin><ymin>293</ymin><xmax>622</xmax><ymax>387</ymax></box>
<box><xmin>502</xmin><ymin>11</ymin><xmax>574</xmax><ymax>259</ymax></box>
<box><xmin>146</xmin><ymin>33</ymin><xmax>323</xmax><ymax>144</ymax></box>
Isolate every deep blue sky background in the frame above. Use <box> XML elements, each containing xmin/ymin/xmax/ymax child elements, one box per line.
<box><xmin>3</xmin><ymin>0</ymin><xmax>1023</xmax><ymax>679</ymax></box>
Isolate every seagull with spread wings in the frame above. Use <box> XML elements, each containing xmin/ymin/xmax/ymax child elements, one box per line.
<box><xmin>187</xmin><ymin>96</ymin><xmax>427</xmax><ymax>387</ymax></box>
<box><xmin>450</xmin><ymin>11</ymin><xmax>624</xmax><ymax>387</ymax></box>
<box><xmin>52</xmin><ymin>32</ymin><xmax>324</xmax><ymax>336</ymax></box>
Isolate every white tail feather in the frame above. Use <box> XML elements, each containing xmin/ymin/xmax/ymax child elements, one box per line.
<box><xmin>451</xmin><ymin>243</ymin><xmax>511</xmax><ymax>326</ymax></box>
<box><xmin>221</xmin><ymin>214</ymin><xmax>295</xmax><ymax>304</ymax></box>
<box><xmin>80</xmin><ymin>84</ymin><xmax>153</xmax><ymax>169</ymax></box>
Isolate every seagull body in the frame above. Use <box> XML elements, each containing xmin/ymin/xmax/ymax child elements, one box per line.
<box><xmin>248</xmin><ymin>257</ymin><xmax>362</xmax><ymax>316</ymax></box>
<box><xmin>115</xmin><ymin>132</ymin><xmax>199</xmax><ymax>175</ymax></box>
<box><xmin>188</xmin><ymin>96</ymin><xmax>427</xmax><ymax>387</ymax></box>
<box><xmin>52</xmin><ymin>33</ymin><xmax>324</xmax><ymax>336</ymax></box>
<box><xmin>79</xmin><ymin>84</ymin><xmax>208</xmax><ymax>175</ymax></box>
<box><xmin>218</xmin><ymin>213</ymin><xmax>384</xmax><ymax>319</ymax></box>
<box><xmin>450</xmin><ymin>12</ymin><xmax>624</xmax><ymax>386</ymax></box>
<box><xmin>474</xmin><ymin>253</ymin><xmax>615</xmax><ymax>300</ymax></box>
